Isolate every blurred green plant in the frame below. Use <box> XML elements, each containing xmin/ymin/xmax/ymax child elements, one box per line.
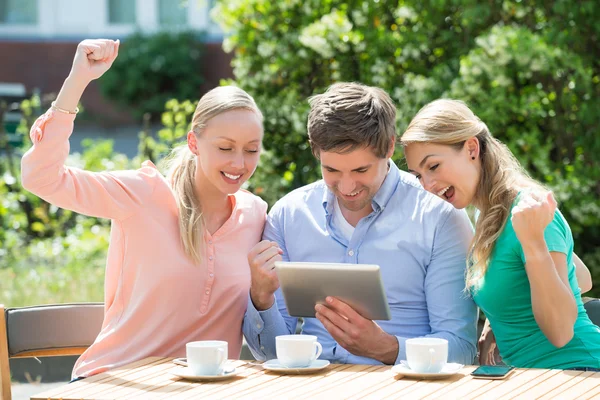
<box><xmin>99</xmin><ymin>31</ymin><xmax>205</xmax><ymax>120</ymax></box>
<box><xmin>1</xmin><ymin>106</ymin><xmax>134</xmax><ymax>306</ymax></box>
<box><xmin>1</xmin><ymin>0</ymin><xmax>600</xmax><ymax>307</ymax></box>
<box><xmin>212</xmin><ymin>0</ymin><xmax>600</xmax><ymax>293</ymax></box>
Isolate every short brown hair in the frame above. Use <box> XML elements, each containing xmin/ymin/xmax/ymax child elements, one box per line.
<box><xmin>307</xmin><ymin>82</ymin><xmax>397</xmax><ymax>159</ymax></box>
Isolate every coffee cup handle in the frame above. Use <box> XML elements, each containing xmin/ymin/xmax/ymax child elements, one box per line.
<box><xmin>312</xmin><ymin>342</ymin><xmax>323</xmax><ymax>361</ymax></box>
<box><xmin>218</xmin><ymin>348</ymin><xmax>226</xmax><ymax>368</ymax></box>
<box><xmin>428</xmin><ymin>348</ymin><xmax>435</xmax><ymax>371</ymax></box>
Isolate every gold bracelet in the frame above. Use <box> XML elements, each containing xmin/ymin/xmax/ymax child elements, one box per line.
<box><xmin>51</xmin><ymin>101</ymin><xmax>79</xmax><ymax>115</ymax></box>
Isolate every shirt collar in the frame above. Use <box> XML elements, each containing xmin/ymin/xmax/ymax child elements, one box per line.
<box><xmin>322</xmin><ymin>159</ymin><xmax>400</xmax><ymax>215</ymax></box>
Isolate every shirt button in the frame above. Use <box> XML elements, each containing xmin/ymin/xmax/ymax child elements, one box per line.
<box><xmin>256</xmin><ymin>323</ymin><xmax>261</xmax><ymax>329</ymax></box>
<box><xmin>209</xmin><ymin>256</ymin><xmax>213</xmax><ymax>261</ymax></box>
<box><xmin>205</xmin><ymin>290</ymin><xmax>210</xmax><ymax>295</ymax></box>
<box><xmin>209</xmin><ymin>273</ymin><xmax>214</xmax><ymax>278</ymax></box>
<box><xmin>260</xmin><ymin>346</ymin><xmax>265</xmax><ymax>351</ymax></box>
<box><xmin>208</xmin><ymin>240</ymin><xmax>212</xmax><ymax>245</ymax></box>
<box><xmin>348</xmin><ymin>250</ymin><xmax>354</xmax><ymax>256</ymax></box>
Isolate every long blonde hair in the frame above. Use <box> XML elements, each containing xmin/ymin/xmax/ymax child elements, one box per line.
<box><xmin>401</xmin><ymin>99</ymin><xmax>543</xmax><ymax>289</ymax></box>
<box><xmin>162</xmin><ymin>86</ymin><xmax>262</xmax><ymax>264</ymax></box>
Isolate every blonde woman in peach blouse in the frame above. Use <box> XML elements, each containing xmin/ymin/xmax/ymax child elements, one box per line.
<box><xmin>21</xmin><ymin>39</ymin><xmax>269</xmax><ymax>379</ymax></box>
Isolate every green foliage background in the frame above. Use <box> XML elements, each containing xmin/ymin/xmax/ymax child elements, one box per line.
<box><xmin>1</xmin><ymin>0</ymin><xmax>599</xmax><ymax>306</ymax></box>
<box><xmin>99</xmin><ymin>31</ymin><xmax>205</xmax><ymax>120</ymax></box>
<box><xmin>213</xmin><ymin>0</ymin><xmax>600</xmax><ymax>291</ymax></box>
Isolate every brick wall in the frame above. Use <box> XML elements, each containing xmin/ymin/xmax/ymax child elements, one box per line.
<box><xmin>0</xmin><ymin>40</ymin><xmax>234</xmax><ymax>126</ymax></box>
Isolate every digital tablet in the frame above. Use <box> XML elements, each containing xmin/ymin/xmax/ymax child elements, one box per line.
<box><xmin>274</xmin><ymin>261</ymin><xmax>391</xmax><ymax>320</ymax></box>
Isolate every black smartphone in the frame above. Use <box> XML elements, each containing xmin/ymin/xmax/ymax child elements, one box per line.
<box><xmin>471</xmin><ymin>365</ymin><xmax>515</xmax><ymax>380</ymax></box>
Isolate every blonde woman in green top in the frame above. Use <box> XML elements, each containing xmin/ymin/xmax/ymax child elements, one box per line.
<box><xmin>401</xmin><ymin>99</ymin><xmax>600</xmax><ymax>370</ymax></box>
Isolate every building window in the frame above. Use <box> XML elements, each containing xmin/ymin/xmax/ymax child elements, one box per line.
<box><xmin>158</xmin><ymin>0</ymin><xmax>188</xmax><ymax>26</ymax></box>
<box><xmin>0</xmin><ymin>0</ymin><xmax>38</xmax><ymax>24</ymax></box>
<box><xmin>108</xmin><ymin>0</ymin><xmax>136</xmax><ymax>24</ymax></box>
<box><xmin>207</xmin><ymin>0</ymin><xmax>219</xmax><ymax>30</ymax></box>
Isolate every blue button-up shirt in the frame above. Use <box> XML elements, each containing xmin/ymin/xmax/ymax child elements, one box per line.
<box><xmin>243</xmin><ymin>162</ymin><xmax>477</xmax><ymax>365</ymax></box>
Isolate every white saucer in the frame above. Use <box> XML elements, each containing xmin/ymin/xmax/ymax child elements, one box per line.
<box><xmin>263</xmin><ymin>359</ymin><xmax>330</xmax><ymax>374</ymax></box>
<box><xmin>170</xmin><ymin>365</ymin><xmax>238</xmax><ymax>381</ymax></box>
<box><xmin>392</xmin><ymin>361</ymin><xmax>464</xmax><ymax>379</ymax></box>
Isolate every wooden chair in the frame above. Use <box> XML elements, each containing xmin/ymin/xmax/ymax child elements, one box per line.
<box><xmin>0</xmin><ymin>303</ymin><xmax>104</xmax><ymax>400</ymax></box>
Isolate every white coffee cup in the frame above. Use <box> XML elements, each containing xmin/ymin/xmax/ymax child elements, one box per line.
<box><xmin>276</xmin><ymin>334</ymin><xmax>323</xmax><ymax>368</ymax></box>
<box><xmin>186</xmin><ymin>340</ymin><xmax>228</xmax><ymax>376</ymax></box>
<box><xmin>405</xmin><ymin>338</ymin><xmax>448</xmax><ymax>373</ymax></box>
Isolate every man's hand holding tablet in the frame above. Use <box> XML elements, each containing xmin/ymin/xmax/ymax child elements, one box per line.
<box><xmin>316</xmin><ymin>296</ymin><xmax>399</xmax><ymax>365</ymax></box>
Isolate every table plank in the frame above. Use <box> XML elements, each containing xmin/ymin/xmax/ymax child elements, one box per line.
<box><xmin>159</xmin><ymin>362</ymin><xmax>267</xmax><ymax>400</ymax></box>
<box><xmin>106</xmin><ymin>360</ymin><xmax>250</xmax><ymax>400</ymax></box>
<box><xmin>421</xmin><ymin>368</ymin><xmax>526</xmax><ymax>399</ymax></box>
<box><xmin>165</xmin><ymin>363</ymin><xmax>282</xmax><ymax>400</ymax></box>
<box><xmin>60</xmin><ymin>359</ymin><xmax>176</xmax><ymax>400</ymax></box>
<box><xmin>281</xmin><ymin>364</ymin><xmax>376</xmax><ymax>400</ymax></box>
<box><xmin>123</xmin><ymin>360</ymin><xmax>253</xmax><ymax>400</ymax></box>
<box><xmin>388</xmin><ymin>366</ymin><xmax>478</xmax><ymax>400</ymax></box>
<box><xmin>537</xmin><ymin>371</ymin><xmax>596</xmax><ymax>400</ymax></box>
<box><xmin>511</xmin><ymin>370</ymin><xmax>585</xmax><ymax>399</ymax></box>
<box><xmin>229</xmin><ymin>364</ymin><xmax>352</xmax><ymax>399</ymax></box>
<box><xmin>293</xmin><ymin>365</ymin><xmax>384</xmax><ymax>400</ymax></box>
<box><xmin>363</xmin><ymin>376</ymin><xmax>429</xmax><ymax>399</ymax></box>
<box><xmin>582</xmin><ymin>383</ymin><xmax>600</xmax><ymax>400</ymax></box>
<box><xmin>32</xmin><ymin>357</ymin><xmax>600</xmax><ymax>400</ymax></box>
<box><xmin>548</xmin><ymin>373</ymin><xmax>600</xmax><ymax>400</ymax></box>
<box><xmin>463</xmin><ymin>368</ymin><xmax>552</xmax><ymax>400</ymax></box>
<box><xmin>30</xmin><ymin>356</ymin><xmax>167</xmax><ymax>400</ymax></box>
<box><xmin>494</xmin><ymin>368</ymin><xmax>563</xmax><ymax>400</ymax></box>
<box><xmin>301</xmin><ymin>366</ymin><xmax>392</xmax><ymax>399</ymax></box>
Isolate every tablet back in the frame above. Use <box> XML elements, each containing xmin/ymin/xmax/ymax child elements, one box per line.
<box><xmin>274</xmin><ymin>261</ymin><xmax>391</xmax><ymax>321</ymax></box>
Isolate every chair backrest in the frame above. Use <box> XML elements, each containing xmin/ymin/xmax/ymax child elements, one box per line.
<box><xmin>584</xmin><ymin>299</ymin><xmax>600</xmax><ymax>327</ymax></box>
<box><xmin>0</xmin><ymin>303</ymin><xmax>104</xmax><ymax>400</ymax></box>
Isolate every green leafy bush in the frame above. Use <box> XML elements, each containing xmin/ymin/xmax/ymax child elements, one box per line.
<box><xmin>0</xmin><ymin>127</ymin><xmax>136</xmax><ymax>306</ymax></box>
<box><xmin>99</xmin><ymin>31</ymin><xmax>205</xmax><ymax>120</ymax></box>
<box><xmin>448</xmin><ymin>24</ymin><xmax>600</xmax><ymax>264</ymax></box>
<box><xmin>213</xmin><ymin>0</ymin><xmax>600</xmax><ymax>294</ymax></box>
<box><xmin>2</xmin><ymin>1</ymin><xmax>599</xmax><ymax>307</ymax></box>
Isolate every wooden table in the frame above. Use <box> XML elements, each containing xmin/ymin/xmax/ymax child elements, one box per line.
<box><xmin>31</xmin><ymin>357</ymin><xmax>600</xmax><ymax>399</ymax></box>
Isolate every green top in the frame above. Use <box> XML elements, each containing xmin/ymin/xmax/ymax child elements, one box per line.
<box><xmin>472</xmin><ymin>205</ymin><xmax>600</xmax><ymax>369</ymax></box>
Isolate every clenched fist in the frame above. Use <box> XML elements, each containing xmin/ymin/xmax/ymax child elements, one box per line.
<box><xmin>248</xmin><ymin>240</ymin><xmax>283</xmax><ymax>310</ymax></box>
<box><xmin>69</xmin><ymin>39</ymin><xmax>120</xmax><ymax>84</ymax></box>
<box><xmin>511</xmin><ymin>191</ymin><xmax>557</xmax><ymax>245</ymax></box>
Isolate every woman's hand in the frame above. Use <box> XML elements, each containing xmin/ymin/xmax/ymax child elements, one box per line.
<box><xmin>248</xmin><ymin>240</ymin><xmax>283</xmax><ymax>311</ymax></box>
<box><xmin>69</xmin><ymin>39</ymin><xmax>120</xmax><ymax>84</ymax></box>
<box><xmin>512</xmin><ymin>191</ymin><xmax>557</xmax><ymax>247</ymax></box>
<box><xmin>54</xmin><ymin>39</ymin><xmax>120</xmax><ymax>113</ymax></box>
<box><xmin>478</xmin><ymin>324</ymin><xmax>500</xmax><ymax>365</ymax></box>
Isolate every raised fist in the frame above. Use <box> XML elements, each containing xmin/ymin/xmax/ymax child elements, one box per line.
<box><xmin>69</xmin><ymin>39</ymin><xmax>119</xmax><ymax>83</ymax></box>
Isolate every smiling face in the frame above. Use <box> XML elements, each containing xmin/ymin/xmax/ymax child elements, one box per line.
<box><xmin>404</xmin><ymin>139</ymin><xmax>481</xmax><ymax>209</ymax></box>
<box><xmin>320</xmin><ymin>145</ymin><xmax>392</xmax><ymax>220</ymax></box>
<box><xmin>188</xmin><ymin>109</ymin><xmax>263</xmax><ymax>196</ymax></box>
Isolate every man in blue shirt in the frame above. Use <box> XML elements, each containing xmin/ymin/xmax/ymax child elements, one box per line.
<box><xmin>244</xmin><ymin>83</ymin><xmax>477</xmax><ymax>365</ymax></box>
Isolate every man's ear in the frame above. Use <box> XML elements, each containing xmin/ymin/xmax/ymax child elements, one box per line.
<box><xmin>386</xmin><ymin>140</ymin><xmax>396</xmax><ymax>159</ymax></box>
